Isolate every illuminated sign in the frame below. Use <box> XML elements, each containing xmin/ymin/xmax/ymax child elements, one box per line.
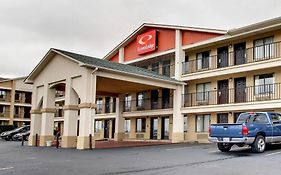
<box><xmin>137</xmin><ymin>30</ymin><xmax>158</xmax><ymax>54</ymax></box>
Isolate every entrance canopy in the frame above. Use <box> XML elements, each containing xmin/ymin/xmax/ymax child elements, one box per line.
<box><xmin>25</xmin><ymin>48</ymin><xmax>184</xmax><ymax>93</ymax></box>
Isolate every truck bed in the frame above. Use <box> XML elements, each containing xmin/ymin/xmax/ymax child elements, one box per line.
<box><xmin>210</xmin><ymin>123</ymin><xmax>243</xmax><ymax>138</ymax></box>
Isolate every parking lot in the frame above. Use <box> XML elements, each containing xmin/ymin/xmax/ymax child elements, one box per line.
<box><xmin>1</xmin><ymin>140</ymin><xmax>281</xmax><ymax>175</ymax></box>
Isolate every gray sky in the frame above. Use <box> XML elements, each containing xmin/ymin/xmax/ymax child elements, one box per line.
<box><xmin>1</xmin><ymin>0</ymin><xmax>281</xmax><ymax>78</ymax></box>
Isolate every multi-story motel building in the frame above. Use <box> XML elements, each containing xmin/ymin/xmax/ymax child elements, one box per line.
<box><xmin>25</xmin><ymin>17</ymin><xmax>281</xmax><ymax>149</ymax></box>
<box><xmin>0</xmin><ymin>77</ymin><xmax>32</xmax><ymax>126</ymax></box>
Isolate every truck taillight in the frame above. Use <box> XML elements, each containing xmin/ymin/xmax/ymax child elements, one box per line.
<box><xmin>208</xmin><ymin>126</ymin><xmax>211</xmax><ymax>136</ymax></box>
<box><xmin>242</xmin><ymin>126</ymin><xmax>248</xmax><ymax>136</ymax></box>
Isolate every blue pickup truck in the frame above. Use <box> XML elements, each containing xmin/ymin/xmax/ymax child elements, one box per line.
<box><xmin>209</xmin><ymin>112</ymin><xmax>281</xmax><ymax>153</ymax></box>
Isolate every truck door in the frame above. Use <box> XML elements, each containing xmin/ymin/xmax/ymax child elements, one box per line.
<box><xmin>246</xmin><ymin>113</ymin><xmax>273</xmax><ymax>141</ymax></box>
<box><xmin>269</xmin><ymin>113</ymin><xmax>281</xmax><ymax>142</ymax></box>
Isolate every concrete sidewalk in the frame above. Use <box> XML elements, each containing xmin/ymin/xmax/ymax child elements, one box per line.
<box><xmin>95</xmin><ymin>140</ymin><xmax>171</xmax><ymax>149</ymax></box>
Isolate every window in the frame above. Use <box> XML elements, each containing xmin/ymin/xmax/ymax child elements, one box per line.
<box><xmin>237</xmin><ymin>113</ymin><xmax>269</xmax><ymax>124</ymax></box>
<box><xmin>0</xmin><ymin>91</ymin><xmax>6</xmax><ymax>99</ymax></box>
<box><xmin>217</xmin><ymin>114</ymin><xmax>228</xmax><ymax>123</ymax></box>
<box><xmin>196</xmin><ymin>114</ymin><xmax>210</xmax><ymax>132</ymax></box>
<box><xmin>254</xmin><ymin>37</ymin><xmax>274</xmax><ymax>60</ymax></box>
<box><xmin>15</xmin><ymin>92</ymin><xmax>20</xmax><ymax>101</ymax></box>
<box><xmin>196</xmin><ymin>83</ymin><xmax>211</xmax><ymax>101</ymax></box>
<box><xmin>14</xmin><ymin>106</ymin><xmax>20</xmax><ymax>118</ymax></box>
<box><xmin>96</xmin><ymin>98</ymin><xmax>103</xmax><ymax>113</ymax></box>
<box><xmin>125</xmin><ymin>95</ymin><xmax>132</xmax><ymax>111</ymax></box>
<box><xmin>124</xmin><ymin>119</ymin><xmax>131</xmax><ymax>132</ymax></box>
<box><xmin>254</xmin><ymin>73</ymin><xmax>274</xmax><ymax>94</ymax></box>
<box><xmin>136</xmin><ymin>118</ymin><xmax>146</xmax><ymax>132</ymax></box>
<box><xmin>162</xmin><ymin>60</ymin><xmax>170</xmax><ymax>77</ymax></box>
<box><xmin>196</xmin><ymin>51</ymin><xmax>210</xmax><ymax>70</ymax></box>
<box><xmin>95</xmin><ymin>120</ymin><xmax>103</xmax><ymax>132</ymax></box>
<box><xmin>112</xmin><ymin>98</ymin><xmax>116</xmax><ymax>113</ymax></box>
<box><xmin>184</xmin><ymin>116</ymin><xmax>188</xmax><ymax>132</ymax></box>
<box><xmin>271</xmin><ymin>113</ymin><xmax>281</xmax><ymax>123</ymax></box>
<box><xmin>0</xmin><ymin>106</ymin><xmax>5</xmax><ymax>113</ymax></box>
<box><xmin>151</xmin><ymin>62</ymin><xmax>159</xmax><ymax>73</ymax></box>
<box><xmin>136</xmin><ymin>92</ymin><xmax>144</xmax><ymax>108</ymax></box>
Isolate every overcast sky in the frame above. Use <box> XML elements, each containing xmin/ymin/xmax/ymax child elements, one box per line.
<box><xmin>1</xmin><ymin>0</ymin><xmax>281</xmax><ymax>78</ymax></box>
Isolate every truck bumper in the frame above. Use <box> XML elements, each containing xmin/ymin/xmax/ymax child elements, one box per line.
<box><xmin>209</xmin><ymin>137</ymin><xmax>255</xmax><ymax>144</ymax></box>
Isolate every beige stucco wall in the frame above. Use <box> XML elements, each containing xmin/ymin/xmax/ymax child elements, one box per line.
<box><xmin>186</xmin><ymin>29</ymin><xmax>281</xmax><ymax>63</ymax></box>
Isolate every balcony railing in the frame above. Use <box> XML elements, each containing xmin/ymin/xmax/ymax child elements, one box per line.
<box><xmin>0</xmin><ymin>111</ymin><xmax>10</xmax><ymax>118</ymax></box>
<box><xmin>55</xmin><ymin>90</ymin><xmax>65</xmax><ymax>98</ymax></box>
<box><xmin>14</xmin><ymin>96</ymin><xmax>32</xmax><ymax>104</ymax></box>
<box><xmin>123</xmin><ymin>96</ymin><xmax>173</xmax><ymax>112</ymax></box>
<box><xmin>182</xmin><ymin>41</ymin><xmax>281</xmax><ymax>74</ymax></box>
<box><xmin>55</xmin><ymin>109</ymin><xmax>64</xmax><ymax>118</ymax></box>
<box><xmin>96</xmin><ymin>102</ymin><xmax>116</xmax><ymax>114</ymax></box>
<box><xmin>0</xmin><ymin>94</ymin><xmax>11</xmax><ymax>102</ymax></box>
<box><xmin>182</xmin><ymin>83</ymin><xmax>281</xmax><ymax>107</ymax></box>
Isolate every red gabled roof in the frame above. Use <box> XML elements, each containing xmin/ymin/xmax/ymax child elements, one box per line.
<box><xmin>103</xmin><ymin>23</ymin><xmax>226</xmax><ymax>60</ymax></box>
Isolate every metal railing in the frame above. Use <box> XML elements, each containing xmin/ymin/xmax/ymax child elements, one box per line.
<box><xmin>0</xmin><ymin>94</ymin><xmax>11</xmax><ymax>102</ymax></box>
<box><xmin>55</xmin><ymin>90</ymin><xmax>65</xmax><ymax>98</ymax></box>
<box><xmin>14</xmin><ymin>96</ymin><xmax>32</xmax><ymax>104</ymax></box>
<box><xmin>0</xmin><ymin>111</ymin><xmax>10</xmax><ymax>118</ymax></box>
<box><xmin>146</xmin><ymin>63</ymin><xmax>176</xmax><ymax>77</ymax></box>
<box><xmin>182</xmin><ymin>41</ymin><xmax>281</xmax><ymax>74</ymax></box>
<box><xmin>123</xmin><ymin>96</ymin><xmax>173</xmax><ymax>112</ymax></box>
<box><xmin>96</xmin><ymin>102</ymin><xmax>116</xmax><ymax>114</ymax></box>
<box><xmin>55</xmin><ymin>109</ymin><xmax>64</xmax><ymax>118</ymax></box>
<box><xmin>182</xmin><ymin>83</ymin><xmax>281</xmax><ymax>107</ymax></box>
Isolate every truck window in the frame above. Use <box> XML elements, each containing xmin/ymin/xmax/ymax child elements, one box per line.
<box><xmin>271</xmin><ymin>113</ymin><xmax>281</xmax><ymax>123</ymax></box>
<box><xmin>237</xmin><ymin>113</ymin><xmax>269</xmax><ymax>124</ymax></box>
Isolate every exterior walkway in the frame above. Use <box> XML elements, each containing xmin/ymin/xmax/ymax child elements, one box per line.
<box><xmin>95</xmin><ymin>140</ymin><xmax>171</xmax><ymax>149</ymax></box>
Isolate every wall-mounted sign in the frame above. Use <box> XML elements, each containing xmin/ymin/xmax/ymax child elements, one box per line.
<box><xmin>137</xmin><ymin>30</ymin><xmax>158</xmax><ymax>55</ymax></box>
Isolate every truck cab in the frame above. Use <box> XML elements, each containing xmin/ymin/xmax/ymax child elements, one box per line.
<box><xmin>209</xmin><ymin>112</ymin><xmax>281</xmax><ymax>153</ymax></box>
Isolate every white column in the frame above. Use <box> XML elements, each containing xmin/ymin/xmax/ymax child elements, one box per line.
<box><xmin>29</xmin><ymin>111</ymin><xmax>42</xmax><ymax>146</ymax></box>
<box><xmin>40</xmin><ymin>84</ymin><xmax>56</xmax><ymax>146</ymax></box>
<box><xmin>114</xmin><ymin>94</ymin><xmax>125</xmax><ymax>141</ymax></box>
<box><xmin>28</xmin><ymin>86</ymin><xmax>42</xmax><ymax>146</ymax></box>
<box><xmin>119</xmin><ymin>47</ymin><xmax>124</xmax><ymax>63</ymax></box>
<box><xmin>62</xmin><ymin>78</ymin><xmax>79</xmax><ymax>148</ymax></box>
<box><xmin>172</xmin><ymin>85</ymin><xmax>184</xmax><ymax>143</ymax></box>
<box><xmin>175</xmin><ymin>29</ymin><xmax>185</xmax><ymax>80</ymax></box>
<box><xmin>77</xmin><ymin>72</ymin><xmax>96</xmax><ymax>150</ymax></box>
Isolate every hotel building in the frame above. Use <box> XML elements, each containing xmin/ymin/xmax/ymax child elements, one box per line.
<box><xmin>25</xmin><ymin>17</ymin><xmax>281</xmax><ymax>149</ymax></box>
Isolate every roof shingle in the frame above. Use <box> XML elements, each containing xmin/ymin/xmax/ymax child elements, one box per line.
<box><xmin>54</xmin><ymin>49</ymin><xmax>182</xmax><ymax>84</ymax></box>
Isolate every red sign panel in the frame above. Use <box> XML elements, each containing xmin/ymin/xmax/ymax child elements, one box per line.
<box><xmin>137</xmin><ymin>30</ymin><xmax>157</xmax><ymax>55</ymax></box>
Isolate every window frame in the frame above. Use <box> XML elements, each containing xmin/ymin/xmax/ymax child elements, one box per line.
<box><xmin>254</xmin><ymin>36</ymin><xmax>274</xmax><ymax>60</ymax></box>
<box><xmin>196</xmin><ymin>51</ymin><xmax>211</xmax><ymax>70</ymax></box>
<box><xmin>254</xmin><ymin>73</ymin><xmax>274</xmax><ymax>95</ymax></box>
<box><xmin>196</xmin><ymin>114</ymin><xmax>210</xmax><ymax>133</ymax></box>
<box><xmin>124</xmin><ymin>119</ymin><xmax>131</xmax><ymax>133</ymax></box>
<box><xmin>196</xmin><ymin>83</ymin><xmax>211</xmax><ymax>101</ymax></box>
<box><xmin>136</xmin><ymin>118</ymin><xmax>146</xmax><ymax>133</ymax></box>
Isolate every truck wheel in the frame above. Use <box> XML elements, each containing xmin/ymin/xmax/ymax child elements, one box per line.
<box><xmin>251</xmin><ymin>135</ymin><xmax>266</xmax><ymax>153</ymax></box>
<box><xmin>217</xmin><ymin>143</ymin><xmax>232</xmax><ymax>152</ymax></box>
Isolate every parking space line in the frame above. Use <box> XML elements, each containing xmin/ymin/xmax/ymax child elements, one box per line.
<box><xmin>265</xmin><ymin>151</ymin><xmax>281</xmax><ymax>157</ymax></box>
<box><xmin>166</xmin><ymin>147</ymin><xmax>192</xmax><ymax>151</ymax></box>
<box><xmin>0</xmin><ymin>167</ymin><xmax>14</xmax><ymax>171</ymax></box>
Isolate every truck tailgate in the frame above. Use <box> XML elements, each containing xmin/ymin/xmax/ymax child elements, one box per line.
<box><xmin>210</xmin><ymin>124</ymin><xmax>243</xmax><ymax>138</ymax></box>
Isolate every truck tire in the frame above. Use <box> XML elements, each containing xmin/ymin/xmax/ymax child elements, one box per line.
<box><xmin>217</xmin><ymin>143</ymin><xmax>232</xmax><ymax>152</ymax></box>
<box><xmin>251</xmin><ymin>135</ymin><xmax>266</xmax><ymax>153</ymax></box>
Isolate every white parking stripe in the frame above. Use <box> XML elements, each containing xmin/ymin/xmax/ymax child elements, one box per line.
<box><xmin>0</xmin><ymin>167</ymin><xmax>14</xmax><ymax>171</ymax></box>
<box><xmin>265</xmin><ymin>151</ymin><xmax>281</xmax><ymax>156</ymax></box>
<box><xmin>166</xmin><ymin>147</ymin><xmax>192</xmax><ymax>151</ymax></box>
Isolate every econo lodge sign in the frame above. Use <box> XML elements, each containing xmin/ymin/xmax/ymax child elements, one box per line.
<box><xmin>137</xmin><ymin>30</ymin><xmax>158</xmax><ymax>54</ymax></box>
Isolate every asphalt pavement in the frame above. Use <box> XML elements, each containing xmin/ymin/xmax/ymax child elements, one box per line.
<box><xmin>1</xmin><ymin>139</ymin><xmax>281</xmax><ymax>175</ymax></box>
